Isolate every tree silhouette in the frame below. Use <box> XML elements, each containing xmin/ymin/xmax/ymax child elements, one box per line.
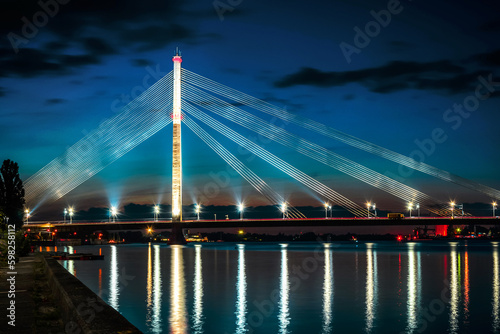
<box><xmin>0</xmin><ymin>159</ymin><xmax>25</xmax><ymax>229</ymax></box>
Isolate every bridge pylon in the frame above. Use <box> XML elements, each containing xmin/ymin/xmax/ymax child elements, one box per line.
<box><xmin>169</xmin><ymin>48</ymin><xmax>186</xmax><ymax>245</ymax></box>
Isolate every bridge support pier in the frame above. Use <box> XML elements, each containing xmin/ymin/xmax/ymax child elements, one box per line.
<box><xmin>168</xmin><ymin>223</ymin><xmax>187</xmax><ymax>245</ymax></box>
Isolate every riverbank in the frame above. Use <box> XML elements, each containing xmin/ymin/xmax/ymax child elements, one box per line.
<box><xmin>1</xmin><ymin>253</ymin><xmax>142</xmax><ymax>333</ymax></box>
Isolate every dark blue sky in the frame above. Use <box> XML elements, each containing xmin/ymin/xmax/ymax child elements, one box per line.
<box><xmin>1</xmin><ymin>0</ymin><xmax>499</xmax><ymax>217</ymax></box>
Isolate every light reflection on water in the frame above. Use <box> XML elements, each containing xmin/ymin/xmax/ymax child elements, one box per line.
<box><xmin>51</xmin><ymin>241</ymin><xmax>500</xmax><ymax>334</ymax></box>
<box><xmin>170</xmin><ymin>245</ymin><xmax>187</xmax><ymax>333</ymax></box>
<box><xmin>192</xmin><ymin>245</ymin><xmax>204</xmax><ymax>334</ymax></box>
<box><xmin>493</xmin><ymin>243</ymin><xmax>500</xmax><ymax>333</ymax></box>
<box><xmin>322</xmin><ymin>244</ymin><xmax>333</xmax><ymax>334</ymax></box>
<box><xmin>278</xmin><ymin>244</ymin><xmax>290</xmax><ymax>334</ymax></box>
<box><xmin>406</xmin><ymin>243</ymin><xmax>421</xmax><ymax>333</ymax></box>
<box><xmin>365</xmin><ymin>243</ymin><xmax>377</xmax><ymax>333</ymax></box>
<box><xmin>235</xmin><ymin>244</ymin><xmax>247</xmax><ymax>334</ymax></box>
<box><xmin>109</xmin><ymin>245</ymin><xmax>119</xmax><ymax>311</ymax></box>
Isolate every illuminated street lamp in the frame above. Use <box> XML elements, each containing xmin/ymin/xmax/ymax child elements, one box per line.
<box><xmin>281</xmin><ymin>202</ymin><xmax>287</xmax><ymax>219</ymax></box>
<box><xmin>63</xmin><ymin>208</ymin><xmax>67</xmax><ymax>223</ymax></box>
<box><xmin>154</xmin><ymin>205</ymin><xmax>160</xmax><ymax>222</ymax></box>
<box><xmin>110</xmin><ymin>206</ymin><xmax>118</xmax><ymax>223</ymax></box>
<box><xmin>68</xmin><ymin>207</ymin><xmax>74</xmax><ymax>224</ymax></box>
<box><xmin>366</xmin><ymin>202</ymin><xmax>371</xmax><ymax>218</ymax></box>
<box><xmin>450</xmin><ymin>201</ymin><xmax>455</xmax><ymax>219</ymax></box>
<box><xmin>25</xmin><ymin>209</ymin><xmax>30</xmax><ymax>224</ymax></box>
<box><xmin>372</xmin><ymin>203</ymin><xmax>377</xmax><ymax>218</ymax></box>
<box><xmin>324</xmin><ymin>202</ymin><xmax>329</xmax><ymax>219</ymax></box>
<box><xmin>238</xmin><ymin>203</ymin><xmax>244</xmax><ymax>220</ymax></box>
<box><xmin>416</xmin><ymin>203</ymin><xmax>420</xmax><ymax>218</ymax></box>
<box><xmin>408</xmin><ymin>202</ymin><xmax>413</xmax><ymax>218</ymax></box>
<box><xmin>328</xmin><ymin>205</ymin><xmax>332</xmax><ymax>218</ymax></box>
<box><xmin>195</xmin><ymin>204</ymin><xmax>201</xmax><ymax>220</ymax></box>
<box><xmin>493</xmin><ymin>202</ymin><xmax>497</xmax><ymax>217</ymax></box>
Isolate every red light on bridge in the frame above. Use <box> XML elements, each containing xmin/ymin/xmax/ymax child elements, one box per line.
<box><xmin>397</xmin><ymin>235</ymin><xmax>403</xmax><ymax>242</ymax></box>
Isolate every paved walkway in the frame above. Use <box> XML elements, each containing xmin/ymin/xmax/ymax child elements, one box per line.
<box><xmin>0</xmin><ymin>254</ymin><xmax>64</xmax><ymax>334</ymax></box>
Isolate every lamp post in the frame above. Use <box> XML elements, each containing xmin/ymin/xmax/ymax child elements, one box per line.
<box><xmin>416</xmin><ymin>203</ymin><xmax>420</xmax><ymax>218</ymax></box>
<box><xmin>238</xmin><ymin>203</ymin><xmax>244</xmax><ymax>220</ymax></box>
<box><xmin>195</xmin><ymin>204</ymin><xmax>201</xmax><ymax>220</ymax></box>
<box><xmin>64</xmin><ymin>208</ymin><xmax>67</xmax><ymax>223</ymax></box>
<box><xmin>372</xmin><ymin>203</ymin><xmax>377</xmax><ymax>218</ymax></box>
<box><xmin>68</xmin><ymin>207</ymin><xmax>74</xmax><ymax>224</ymax></box>
<box><xmin>324</xmin><ymin>202</ymin><xmax>329</xmax><ymax>219</ymax></box>
<box><xmin>493</xmin><ymin>202</ymin><xmax>497</xmax><ymax>217</ymax></box>
<box><xmin>25</xmin><ymin>209</ymin><xmax>30</xmax><ymax>224</ymax></box>
<box><xmin>110</xmin><ymin>206</ymin><xmax>118</xmax><ymax>223</ymax></box>
<box><xmin>154</xmin><ymin>205</ymin><xmax>160</xmax><ymax>222</ymax></box>
<box><xmin>408</xmin><ymin>202</ymin><xmax>413</xmax><ymax>218</ymax></box>
<box><xmin>328</xmin><ymin>205</ymin><xmax>332</xmax><ymax>218</ymax></box>
<box><xmin>366</xmin><ymin>202</ymin><xmax>371</xmax><ymax>218</ymax></box>
<box><xmin>281</xmin><ymin>202</ymin><xmax>287</xmax><ymax>219</ymax></box>
<box><xmin>450</xmin><ymin>202</ymin><xmax>455</xmax><ymax>219</ymax></box>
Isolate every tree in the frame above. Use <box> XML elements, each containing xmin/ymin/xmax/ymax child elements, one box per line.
<box><xmin>0</xmin><ymin>159</ymin><xmax>25</xmax><ymax>229</ymax></box>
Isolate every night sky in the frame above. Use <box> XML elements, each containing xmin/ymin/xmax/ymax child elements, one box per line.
<box><xmin>1</xmin><ymin>0</ymin><xmax>499</xmax><ymax>219</ymax></box>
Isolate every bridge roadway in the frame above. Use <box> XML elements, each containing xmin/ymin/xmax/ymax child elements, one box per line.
<box><xmin>23</xmin><ymin>217</ymin><xmax>500</xmax><ymax>233</ymax></box>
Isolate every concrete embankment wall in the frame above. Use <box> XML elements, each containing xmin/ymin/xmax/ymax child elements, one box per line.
<box><xmin>42</xmin><ymin>256</ymin><xmax>142</xmax><ymax>334</ymax></box>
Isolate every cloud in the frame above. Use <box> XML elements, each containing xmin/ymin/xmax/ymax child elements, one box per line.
<box><xmin>45</xmin><ymin>98</ymin><xmax>66</xmax><ymax>105</ymax></box>
<box><xmin>469</xmin><ymin>49</ymin><xmax>500</xmax><ymax>67</ymax></box>
<box><xmin>273</xmin><ymin>59</ymin><xmax>495</xmax><ymax>95</ymax></box>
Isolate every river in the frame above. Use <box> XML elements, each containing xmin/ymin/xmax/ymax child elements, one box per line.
<box><xmin>48</xmin><ymin>241</ymin><xmax>500</xmax><ymax>333</ymax></box>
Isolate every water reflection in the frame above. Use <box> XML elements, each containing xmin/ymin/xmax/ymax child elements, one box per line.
<box><xmin>235</xmin><ymin>244</ymin><xmax>247</xmax><ymax>334</ymax></box>
<box><xmin>365</xmin><ymin>244</ymin><xmax>378</xmax><ymax>333</ymax></box>
<box><xmin>493</xmin><ymin>244</ymin><xmax>500</xmax><ymax>333</ymax></box>
<box><xmin>449</xmin><ymin>244</ymin><xmax>459</xmax><ymax>334</ymax></box>
<box><xmin>406</xmin><ymin>243</ymin><xmax>421</xmax><ymax>333</ymax></box>
<box><xmin>170</xmin><ymin>245</ymin><xmax>187</xmax><ymax>333</ymax></box>
<box><xmin>109</xmin><ymin>245</ymin><xmax>119</xmax><ymax>311</ymax></box>
<box><xmin>279</xmin><ymin>244</ymin><xmax>290</xmax><ymax>333</ymax></box>
<box><xmin>192</xmin><ymin>245</ymin><xmax>204</xmax><ymax>334</ymax></box>
<box><xmin>322</xmin><ymin>244</ymin><xmax>333</xmax><ymax>334</ymax></box>
<box><xmin>152</xmin><ymin>244</ymin><xmax>162</xmax><ymax>332</ymax></box>
<box><xmin>463</xmin><ymin>249</ymin><xmax>470</xmax><ymax>323</ymax></box>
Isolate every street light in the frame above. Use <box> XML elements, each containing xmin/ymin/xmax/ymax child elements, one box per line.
<box><xmin>195</xmin><ymin>204</ymin><xmax>201</xmax><ymax>220</ymax></box>
<box><xmin>25</xmin><ymin>209</ymin><xmax>30</xmax><ymax>224</ymax></box>
<box><xmin>408</xmin><ymin>202</ymin><xmax>413</xmax><ymax>218</ymax></box>
<box><xmin>324</xmin><ymin>202</ymin><xmax>329</xmax><ymax>219</ymax></box>
<box><xmin>281</xmin><ymin>202</ymin><xmax>287</xmax><ymax>219</ymax></box>
<box><xmin>110</xmin><ymin>206</ymin><xmax>118</xmax><ymax>223</ymax></box>
<box><xmin>416</xmin><ymin>203</ymin><xmax>420</xmax><ymax>218</ymax></box>
<box><xmin>68</xmin><ymin>207</ymin><xmax>74</xmax><ymax>224</ymax></box>
<box><xmin>154</xmin><ymin>205</ymin><xmax>160</xmax><ymax>222</ymax></box>
<box><xmin>328</xmin><ymin>205</ymin><xmax>332</xmax><ymax>218</ymax></box>
<box><xmin>493</xmin><ymin>202</ymin><xmax>497</xmax><ymax>217</ymax></box>
<box><xmin>372</xmin><ymin>203</ymin><xmax>377</xmax><ymax>218</ymax></box>
<box><xmin>366</xmin><ymin>202</ymin><xmax>371</xmax><ymax>218</ymax></box>
<box><xmin>450</xmin><ymin>201</ymin><xmax>455</xmax><ymax>219</ymax></box>
<box><xmin>63</xmin><ymin>208</ymin><xmax>67</xmax><ymax>223</ymax></box>
<box><xmin>238</xmin><ymin>203</ymin><xmax>244</xmax><ymax>220</ymax></box>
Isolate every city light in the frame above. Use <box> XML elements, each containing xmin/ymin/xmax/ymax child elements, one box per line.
<box><xmin>154</xmin><ymin>205</ymin><xmax>160</xmax><ymax>222</ymax></box>
<box><xmin>238</xmin><ymin>230</ymin><xmax>244</xmax><ymax>235</ymax></box>
<box><xmin>25</xmin><ymin>208</ymin><xmax>30</xmax><ymax>224</ymax></box>
<box><xmin>493</xmin><ymin>202</ymin><xmax>497</xmax><ymax>217</ymax></box>
<box><xmin>450</xmin><ymin>201</ymin><xmax>455</xmax><ymax>219</ymax></box>
<box><xmin>195</xmin><ymin>204</ymin><xmax>201</xmax><ymax>220</ymax></box>
<box><xmin>110</xmin><ymin>206</ymin><xmax>118</xmax><ymax>222</ymax></box>
<box><xmin>408</xmin><ymin>202</ymin><xmax>413</xmax><ymax>218</ymax></box>
<box><xmin>324</xmin><ymin>202</ymin><xmax>329</xmax><ymax>219</ymax></box>
<box><xmin>416</xmin><ymin>203</ymin><xmax>420</xmax><ymax>218</ymax></box>
<box><xmin>366</xmin><ymin>202</ymin><xmax>371</xmax><ymax>218</ymax></box>
<box><xmin>68</xmin><ymin>207</ymin><xmax>74</xmax><ymax>224</ymax></box>
<box><xmin>372</xmin><ymin>203</ymin><xmax>377</xmax><ymax>218</ymax></box>
<box><xmin>281</xmin><ymin>202</ymin><xmax>287</xmax><ymax>219</ymax></box>
<box><xmin>238</xmin><ymin>203</ymin><xmax>244</xmax><ymax>220</ymax></box>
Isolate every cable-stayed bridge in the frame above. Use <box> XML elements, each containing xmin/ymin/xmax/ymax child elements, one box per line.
<box><xmin>22</xmin><ymin>51</ymin><xmax>500</xmax><ymax>241</ymax></box>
